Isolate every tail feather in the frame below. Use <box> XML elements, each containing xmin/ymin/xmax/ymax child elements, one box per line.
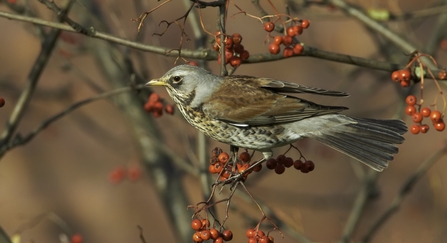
<box><xmin>310</xmin><ymin>116</ymin><xmax>407</xmax><ymax>172</ymax></box>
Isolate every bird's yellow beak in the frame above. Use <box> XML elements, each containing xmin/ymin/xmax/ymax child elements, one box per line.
<box><xmin>146</xmin><ymin>79</ymin><xmax>166</xmax><ymax>86</ymax></box>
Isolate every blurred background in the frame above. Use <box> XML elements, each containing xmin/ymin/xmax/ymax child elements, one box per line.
<box><xmin>0</xmin><ymin>0</ymin><xmax>446</xmax><ymax>242</ymax></box>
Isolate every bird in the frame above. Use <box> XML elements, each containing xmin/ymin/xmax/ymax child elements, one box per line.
<box><xmin>146</xmin><ymin>65</ymin><xmax>407</xmax><ymax>172</ymax></box>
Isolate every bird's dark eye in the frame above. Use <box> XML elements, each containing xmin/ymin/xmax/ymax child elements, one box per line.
<box><xmin>172</xmin><ymin>76</ymin><xmax>183</xmax><ymax>83</ymax></box>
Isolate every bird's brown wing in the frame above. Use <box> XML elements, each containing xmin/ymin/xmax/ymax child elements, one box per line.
<box><xmin>201</xmin><ymin>76</ymin><xmax>347</xmax><ymax>126</ymax></box>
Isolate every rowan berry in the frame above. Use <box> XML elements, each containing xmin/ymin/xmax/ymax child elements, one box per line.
<box><xmin>264</xmin><ymin>22</ymin><xmax>275</xmax><ymax>32</ymax></box>
<box><xmin>293</xmin><ymin>25</ymin><xmax>303</xmax><ymax>35</ymax></box>
<box><xmin>284</xmin><ymin>157</ymin><xmax>294</xmax><ymax>168</ymax></box>
<box><xmin>405</xmin><ymin>95</ymin><xmax>417</xmax><ymax>105</ymax></box>
<box><xmin>165</xmin><ymin>104</ymin><xmax>175</xmax><ymax>114</ymax></box>
<box><xmin>213</xmin><ymin>237</ymin><xmax>223</xmax><ymax>243</ymax></box>
<box><xmin>230</xmin><ymin>57</ymin><xmax>242</xmax><ymax>67</ymax></box>
<box><xmin>273</xmin><ymin>36</ymin><xmax>283</xmax><ymax>45</ymax></box>
<box><xmin>276</xmin><ymin>154</ymin><xmax>286</xmax><ymax>164</ymax></box>
<box><xmin>391</xmin><ymin>70</ymin><xmax>401</xmax><ymax>82</ymax></box>
<box><xmin>71</xmin><ymin>234</ymin><xmax>83</xmax><ymax>243</ymax></box>
<box><xmin>201</xmin><ymin>219</ymin><xmax>210</xmax><ymax>229</ymax></box>
<box><xmin>293</xmin><ymin>44</ymin><xmax>303</xmax><ymax>54</ymax></box>
<box><xmin>0</xmin><ymin>97</ymin><xmax>4</xmax><ymax>107</ymax></box>
<box><xmin>266</xmin><ymin>158</ymin><xmax>277</xmax><ymax>170</ymax></box>
<box><xmin>239</xmin><ymin>152</ymin><xmax>251</xmax><ymax>162</ymax></box>
<box><xmin>438</xmin><ymin>70</ymin><xmax>447</xmax><ymax>80</ymax></box>
<box><xmin>421</xmin><ymin>107</ymin><xmax>431</xmax><ymax>117</ymax></box>
<box><xmin>221</xmin><ymin>230</ymin><xmax>233</xmax><ymax>241</ymax></box>
<box><xmin>405</xmin><ymin>105</ymin><xmax>416</xmax><ymax>116</ymax></box>
<box><xmin>287</xmin><ymin>26</ymin><xmax>297</xmax><ymax>37</ymax></box>
<box><xmin>275</xmin><ymin>164</ymin><xmax>285</xmax><ymax>174</ymax></box>
<box><xmin>430</xmin><ymin>110</ymin><xmax>442</xmax><ymax>122</ymax></box>
<box><xmin>283</xmin><ymin>36</ymin><xmax>293</xmax><ymax>46</ymax></box>
<box><xmin>193</xmin><ymin>232</ymin><xmax>203</xmax><ymax>243</ymax></box>
<box><xmin>301</xmin><ymin>19</ymin><xmax>310</xmax><ymax>29</ymax></box>
<box><xmin>240</xmin><ymin>50</ymin><xmax>250</xmax><ymax>60</ymax></box>
<box><xmin>293</xmin><ymin>160</ymin><xmax>303</xmax><ymax>170</ymax></box>
<box><xmin>434</xmin><ymin>120</ymin><xmax>445</xmax><ymax>131</ymax></box>
<box><xmin>233</xmin><ymin>44</ymin><xmax>244</xmax><ymax>54</ymax></box>
<box><xmin>218</xmin><ymin>152</ymin><xmax>229</xmax><ymax>164</ymax></box>
<box><xmin>400</xmin><ymin>69</ymin><xmax>411</xmax><ymax>81</ymax></box>
<box><xmin>268</xmin><ymin>44</ymin><xmax>280</xmax><ymax>55</ymax></box>
<box><xmin>149</xmin><ymin>93</ymin><xmax>159</xmax><ymax>103</ymax></box>
<box><xmin>283</xmin><ymin>47</ymin><xmax>294</xmax><ymax>57</ymax></box>
<box><xmin>410</xmin><ymin>124</ymin><xmax>420</xmax><ymax>134</ymax></box>
<box><xmin>420</xmin><ymin>124</ymin><xmax>429</xmax><ymax>133</ymax></box>
<box><xmin>200</xmin><ymin>230</ymin><xmax>211</xmax><ymax>241</ymax></box>
<box><xmin>246</xmin><ymin>228</ymin><xmax>255</xmax><ymax>238</ymax></box>
<box><xmin>210</xmin><ymin>228</ymin><xmax>220</xmax><ymax>240</ymax></box>
<box><xmin>191</xmin><ymin>219</ymin><xmax>202</xmax><ymax>230</ymax></box>
<box><xmin>412</xmin><ymin>113</ymin><xmax>423</xmax><ymax>123</ymax></box>
<box><xmin>232</xmin><ymin>33</ymin><xmax>242</xmax><ymax>45</ymax></box>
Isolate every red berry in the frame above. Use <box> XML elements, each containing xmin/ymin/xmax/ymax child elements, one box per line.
<box><xmin>400</xmin><ymin>80</ymin><xmax>410</xmax><ymax>87</ymax></box>
<box><xmin>275</xmin><ymin>164</ymin><xmax>285</xmax><ymax>174</ymax></box>
<box><xmin>405</xmin><ymin>95</ymin><xmax>417</xmax><ymax>105</ymax></box>
<box><xmin>248</xmin><ymin>238</ymin><xmax>257</xmax><ymax>243</ymax></box>
<box><xmin>259</xmin><ymin>236</ymin><xmax>269</xmax><ymax>243</ymax></box>
<box><xmin>283</xmin><ymin>36</ymin><xmax>293</xmax><ymax>46</ymax></box>
<box><xmin>153</xmin><ymin>101</ymin><xmax>163</xmax><ymax>111</ymax></box>
<box><xmin>421</xmin><ymin>107</ymin><xmax>431</xmax><ymax>117</ymax></box>
<box><xmin>284</xmin><ymin>157</ymin><xmax>294</xmax><ymax>168</ymax></box>
<box><xmin>268</xmin><ymin>44</ymin><xmax>280</xmax><ymax>54</ymax></box>
<box><xmin>434</xmin><ymin>120</ymin><xmax>445</xmax><ymax>131</ymax></box>
<box><xmin>401</xmin><ymin>69</ymin><xmax>411</xmax><ymax>81</ymax></box>
<box><xmin>293</xmin><ymin>44</ymin><xmax>303</xmax><ymax>54</ymax></box>
<box><xmin>276</xmin><ymin>154</ymin><xmax>286</xmax><ymax>164</ymax></box>
<box><xmin>149</xmin><ymin>93</ymin><xmax>159</xmax><ymax>103</ymax></box>
<box><xmin>264</xmin><ymin>22</ymin><xmax>275</xmax><ymax>32</ymax></box>
<box><xmin>301</xmin><ymin>19</ymin><xmax>310</xmax><ymax>29</ymax></box>
<box><xmin>221</xmin><ymin>230</ymin><xmax>233</xmax><ymax>241</ymax></box>
<box><xmin>232</xmin><ymin>33</ymin><xmax>242</xmax><ymax>45</ymax></box>
<box><xmin>152</xmin><ymin>110</ymin><xmax>162</xmax><ymax>118</ymax></box>
<box><xmin>108</xmin><ymin>166</ymin><xmax>126</xmax><ymax>184</ymax></box>
<box><xmin>188</xmin><ymin>61</ymin><xmax>198</xmax><ymax>66</ymax></box>
<box><xmin>410</xmin><ymin>124</ymin><xmax>420</xmax><ymax>134</ymax></box>
<box><xmin>293</xmin><ymin>160</ymin><xmax>303</xmax><ymax>170</ymax></box>
<box><xmin>201</xmin><ymin>219</ymin><xmax>210</xmax><ymax>229</ymax></box>
<box><xmin>273</xmin><ymin>36</ymin><xmax>283</xmax><ymax>45</ymax></box>
<box><xmin>240</xmin><ymin>50</ymin><xmax>250</xmax><ymax>60</ymax></box>
<box><xmin>213</xmin><ymin>42</ymin><xmax>220</xmax><ymax>51</ymax></box>
<box><xmin>71</xmin><ymin>234</ymin><xmax>83</xmax><ymax>243</ymax></box>
<box><xmin>283</xmin><ymin>47</ymin><xmax>294</xmax><ymax>57</ymax></box>
<box><xmin>233</xmin><ymin>44</ymin><xmax>244</xmax><ymax>54</ymax></box>
<box><xmin>165</xmin><ymin>104</ymin><xmax>175</xmax><ymax>114</ymax></box>
<box><xmin>391</xmin><ymin>70</ymin><xmax>401</xmax><ymax>82</ymax></box>
<box><xmin>266</xmin><ymin>158</ymin><xmax>277</xmax><ymax>170</ymax></box>
<box><xmin>304</xmin><ymin>160</ymin><xmax>315</xmax><ymax>172</ymax></box>
<box><xmin>246</xmin><ymin>228</ymin><xmax>255</xmax><ymax>238</ymax></box>
<box><xmin>209</xmin><ymin>164</ymin><xmax>216</xmax><ymax>174</ymax></box>
<box><xmin>293</xmin><ymin>25</ymin><xmax>303</xmax><ymax>35</ymax></box>
<box><xmin>430</xmin><ymin>110</ymin><xmax>442</xmax><ymax>122</ymax></box>
<box><xmin>405</xmin><ymin>105</ymin><xmax>416</xmax><ymax>116</ymax></box>
<box><xmin>191</xmin><ymin>219</ymin><xmax>202</xmax><ymax>230</ymax></box>
<box><xmin>252</xmin><ymin>163</ymin><xmax>262</xmax><ymax>172</ymax></box>
<box><xmin>0</xmin><ymin>97</ymin><xmax>5</xmax><ymax>107</ymax></box>
<box><xmin>229</xmin><ymin>57</ymin><xmax>242</xmax><ymax>67</ymax></box>
<box><xmin>213</xmin><ymin>237</ymin><xmax>223</xmax><ymax>243</ymax></box>
<box><xmin>412</xmin><ymin>113</ymin><xmax>423</xmax><ymax>123</ymax></box>
<box><xmin>239</xmin><ymin>152</ymin><xmax>251</xmax><ymax>162</ymax></box>
<box><xmin>128</xmin><ymin>166</ymin><xmax>142</xmax><ymax>182</ymax></box>
<box><xmin>214</xmin><ymin>163</ymin><xmax>223</xmax><ymax>173</ymax></box>
<box><xmin>225</xmin><ymin>37</ymin><xmax>233</xmax><ymax>49</ymax></box>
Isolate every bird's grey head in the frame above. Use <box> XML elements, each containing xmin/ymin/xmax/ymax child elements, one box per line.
<box><xmin>146</xmin><ymin>65</ymin><xmax>223</xmax><ymax>108</ymax></box>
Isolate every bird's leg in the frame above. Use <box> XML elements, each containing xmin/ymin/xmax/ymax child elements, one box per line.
<box><xmin>229</xmin><ymin>145</ymin><xmax>239</xmax><ymax>167</ymax></box>
<box><xmin>224</xmin><ymin>151</ymin><xmax>273</xmax><ymax>185</ymax></box>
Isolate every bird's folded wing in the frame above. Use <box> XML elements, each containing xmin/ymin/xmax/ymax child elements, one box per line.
<box><xmin>201</xmin><ymin>77</ymin><xmax>347</xmax><ymax>126</ymax></box>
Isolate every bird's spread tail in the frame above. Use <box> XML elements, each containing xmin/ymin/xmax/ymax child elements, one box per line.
<box><xmin>306</xmin><ymin>115</ymin><xmax>407</xmax><ymax>171</ymax></box>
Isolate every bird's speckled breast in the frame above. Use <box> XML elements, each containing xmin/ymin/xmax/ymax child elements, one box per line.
<box><xmin>176</xmin><ymin>104</ymin><xmax>297</xmax><ymax>150</ymax></box>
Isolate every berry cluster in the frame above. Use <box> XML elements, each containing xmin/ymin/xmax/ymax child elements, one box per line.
<box><xmin>391</xmin><ymin>69</ymin><xmax>412</xmax><ymax>87</ymax></box>
<box><xmin>191</xmin><ymin>218</ymin><xmax>233</xmax><ymax>243</ymax></box>
<box><xmin>246</xmin><ymin>228</ymin><xmax>274</xmax><ymax>243</ymax></box>
<box><xmin>143</xmin><ymin>93</ymin><xmax>175</xmax><ymax>117</ymax></box>
<box><xmin>108</xmin><ymin>166</ymin><xmax>142</xmax><ymax>184</ymax></box>
<box><xmin>0</xmin><ymin>97</ymin><xmax>4</xmax><ymax>108</ymax></box>
<box><xmin>70</xmin><ymin>234</ymin><xmax>83</xmax><ymax>243</ymax></box>
<box><xmin>266</xmin><ymin>154</ymin><xmax>314</xmax><ymax>174</ymax></box>
<box><xmin>405</xmin><ymin>95</ymin><xmax>445</xmax><ymax>134</ymax></box>
<box><xmin>264</xmin><ymin>20</ymin><xmax>309</xmax><ymax>57</ymax></box>
<box><xmin>214</xmin><ymin>32</ymin><xmax>250</xmax><ymax>68</ymax></box>
<box><xmin>209</xmin><ymin>148</ymin><xmax>262</xmax><ymax>181</ymax></box>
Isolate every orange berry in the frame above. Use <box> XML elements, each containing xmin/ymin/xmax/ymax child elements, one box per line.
<box><xmin>221</xmin><ymin>169</ymin><xmax>231</xmax><ymax>179</ymax></box>
<box><xmin>268</xmin><ymin>236</ymin><xmax>275</xmax><ymax>243</ymax></box>
<box><xmin>391</xmin><ymin>70</ymin><xmax>401</xmax><ymax>82</ymax></box>
<box><xmin>210</xmin><ymin>228</ymin><xmax>220</xmax><ymax>240</ymax></box>
<box><xmin>434</xmin><ymin>120</ymin><xmax>445</xmax><ymax>131</ymax></box>
<box><xmin>268</xmin><ymin>44</ymin><xmax>280</xmax><ymax>54</ymax></box>
<box><xmin>287</xmin><ymin>26</ymin><xmax>297</xmax><ymax>37</ymax></box>
<box><xmin>213</xmin><ymin>237</ymin><xmax>223</xmax><ymax>243</ymax></box>
<box><xmin>283</xmin><ymin>36</ymin><xmax>293</xmax><ymax>46</ymax></box>
<box><xmin>301</xmin><ymin>19</ymin><xmax>310</xmax><ymax>29</ymax></box>
<box><xmin>201</xmin><ymin>219</ymin><xmax>210</xmax><ymax>229</ymax></box>
<box><xmin>193</xmin><ymin>232</ymin><xmax>203</xmax><ymax>243</ymax></box>
<box><xmin>246</xmin><ymin>228</ymin><xmax>255</xmax><ymax>238</ymax></box>
<box><xmin>188</xmin><ymin>61</ymin><xmax>198</xmax><ymax>66</ymax></box>
<box><xmin>259</xmin><ymin>235</ymin><xmax>269</xmax><ymax>243</ymax></box>
<box><xmin>143</xmin><ymin>102</ymin><xmax>153</xmax><ymax>112</ymax></box>
<box><xmin>412</xmin><ymin>113</ymin><xmax>423</xmax><ymax>123</ymax></box>
<box><xmin>108</xmin><ymin>166</ymin><xmax>126</xmax><ymax>184</ymax></box>
<box><xmin>273</xmin><ymin>36</ymin><xmax>283</xmax><ymax>45</ymax></box>
<box><xmin>213</xmin><ymin>163</ymin><xmax>223</xmax><ymax>173</ymax></box>
<box><xmin>421</xmin><ymin>107</ymin><xmax>431</xmax><ymax>117</ymax></box>
<box><xmin>225</xmin><ymin>37</ymin><xmax>233</xmax><ymax>49</ymax></box>
<box><xmin>200</xmin><ymin>230</ymin><xmax>211</xmax><ymax>241</ymax></box>
<box><xmin>239</xmin><ymin>152</ymin><xmax>251</xmax><ymax>162</ymax></box>
<box><xmin>232</xmin><ymin>33</ymin><xmax>242</xmax><ymax>45</ymax></box>
<box><xmin>405</xmin><ymin>95</ymin><xmax>417</xmax><ymax>105</ymax></box>
<box><xmin>264</xmin><ymin>22</ymin><xmax>275</xmax><ymax>32</ymax></box>
<box><xmin>191</xmin><ymin>219</ymin><xmax>202</xmax><ymax>230</ymax></box>
<box><xmin>293</xmin><ymin>44</ymin><xmax>304</xmax><ymax>54</ymax></box>
<box><xmin>293</xmin><ymin>25</ymin><xmax>303</xmax><ymax>35</ymax></box>
<box><xmin>283</xmin><ymin>47</ymin><xmax>294</xmax><ymax>57</ymax></box>
<box><xmin>410</xmin><ymin>124</ymin><xmax>420</xmax><ymax>134</ymax></box>
<box><xmin>221</xmin><ymin>230</ymin><xmax>233</xmax><ymax>241</ymax></box>
<box><xmin>248</xmin><ymin>238</ymin><xmax>257</xmax><ymax>243</ymax></box>
<box><xmin>438</xmin><ymin>70</ymin><xmax>447</xmax><ymax>80</ymax></box>
<box><xmin>230</xmin><ymin>57</ymin><xmax>242</xmax><ymax>67</ymax></box>
<box><xmin>405</xmin><ymin>105</ymin><xmax>416</xmax><ymax>116</ymax></box>
<box><xmin>0</xmin><ymin>97</ymin><xmax>4</xmax><ymax>107</ymax></box>
<box><xmin>240</xmin><ymin>50</ymin><xmax>250</xmax><ymax>60</ymax></box>
<box><xmin>153</xmin><ymin>101</ymin><xmax>163</xmax><ymax>111</ymax></box>
<box><xmin>218</xmin><ymin>152</ymin><xmax>229</xmax><ymax>164</ymax></box>
<box><xmin>266</xmin><ymin>158</ymin><xmax>277</xmax><ymax>170</ymax></box>
<box><xmin>71</xmin><ymin>234</ymin><xmax>83</xmax><ymax>243</ymax></box>
<box><xmin>209</xmin><ymin>164</ymin><xmax>216</xmax><ymax>174</ymax></box>
<box><xmin>430</xmin><ymin>110</ymin><xmax>442</xmax><ymax>122</ymax></box>
<box><xmin>275</xmin><ymin>164</ymin><xmax>285</xmax><ymax>174</ymax></box>
<box><xmin>420</xmin><ymin>124</ymin><xmax>429</xmax><ymax>133</ymax></box>
<box><xmin>257</xmin><ymin>230</ymin><xmax>265</xmax><ymax>237</ymax></box>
